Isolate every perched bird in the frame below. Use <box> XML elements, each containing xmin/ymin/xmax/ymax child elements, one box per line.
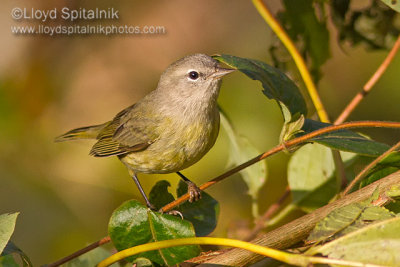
<box><xmin>56</xmin><ymin>54</ymin><xmax>234</xmax><ymax>209</ymax></box>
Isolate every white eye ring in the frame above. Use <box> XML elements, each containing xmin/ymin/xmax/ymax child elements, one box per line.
<box><xmin>187</xmin><ymin>70</ymin><xmax>200</xmax><ymax>81</ymax></box>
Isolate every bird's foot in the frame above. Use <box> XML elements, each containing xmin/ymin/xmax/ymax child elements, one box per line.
<box><xmin>166</xmin><ymin>210</ymin><xmax>184</xmax><ymax>219</ymax></box>
<box><xmin>187</xmin><ymin>181</ymin><xmax>202</xmax><ymax>203</ymax></box>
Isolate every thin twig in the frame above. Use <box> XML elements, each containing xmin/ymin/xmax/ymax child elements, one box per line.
<box><xmin>200</xmin><ymin>170</ymin><xmax>400</xmax><ymax>266</ymax></box>
<box><xmin>162</xmin><ymin>120</ymin><xmax>400</xmax><ymax>212</ymax></box>
<box><xmin>342</xmin><ymin>140</ymin><xmax>400</xmax><ymax>196</ymax></box>
<box><xmin>46</xmin><ymin>120</ymin><xmax>400</xmax><ymax>266</ymax></box>
<box><xmin>335</xmin><ymin>35</ymin><xmax>400</xmax><ymax>124</ymax></box>
<box><xmin>252</xmin><ymin>0</ymin><xmax>330</xmax><ymax>123</ymax></box>
<box><xmin>245</xmin><ymin>187</ymin><xmax>290</xmax><ymax>241</ymax></box>
<box><xmin>251</xmin><ymin>0</ymin><xmax>348</xmax><ymax>202</ymax></box>
<box><xmin>45</xmin><ymin>236</ymin><xmax>111</xmax><ymax>267</ymax></box>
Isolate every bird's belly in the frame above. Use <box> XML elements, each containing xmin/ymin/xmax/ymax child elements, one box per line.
<box><xmin>120</xmin><ymin>118</ymin><xmax>219</xmax><ymax>174</ymax></box>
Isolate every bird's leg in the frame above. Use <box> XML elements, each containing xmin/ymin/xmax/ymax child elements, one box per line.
<box><xmin>132</xmin><ymin>173</ymin><xmax>156</xmax><ymax>210</ymax></box>
<box><xmin>176</xmin><ymin>171</ymin><xmax>201</xmax><ymax>202</ymax></box>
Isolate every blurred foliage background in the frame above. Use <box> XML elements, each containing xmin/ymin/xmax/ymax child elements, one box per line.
<box><xmin>1</xmin><ymin>0</ymin><xmax>400</xmax><ymax>265</ymax></box>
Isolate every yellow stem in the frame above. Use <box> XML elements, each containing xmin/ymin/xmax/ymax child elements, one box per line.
<box><xmin>97</xmin><ymin>237</ymin><xmax>383</xmax><ymax>267</ymax></box>
<box><xmin>252</xmin><ymin>0</ymin><xmax>330</xmax><ymax>123</ymax></box>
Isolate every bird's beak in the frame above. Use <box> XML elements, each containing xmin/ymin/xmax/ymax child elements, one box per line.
<box><xmin>209</xmin><ymin>67</ymin><xmax>236</xmax><ymax>79</ymax></box>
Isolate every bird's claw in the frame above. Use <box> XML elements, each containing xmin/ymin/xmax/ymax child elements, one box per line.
<box><xmin>167</xmin><ymin>210</ymin><xmax>184</xmax><ymax>219</ymax></box>
<box><xmin>187</xmin><ymin>182</ymin><xmax>202</xmax><ymax>203</ymax></box>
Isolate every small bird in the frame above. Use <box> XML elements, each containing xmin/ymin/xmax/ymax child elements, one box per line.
<box><xmin>56</xmin><ymin>54</ymin><xmax>234</xmax><ymax>209</ymax></box>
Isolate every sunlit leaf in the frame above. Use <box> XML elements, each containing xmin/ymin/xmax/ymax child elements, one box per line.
<box><xmin>280</xmin><ymin>114</ymin><xmax>305</xmax><ymax>143</ymax></box>
<box><xmin>0</xmin><ymin>213</ymin><xmax>18</xmax><ymax>255</ymax></box>
<box><xmin>132</xmin><ymin>257</ymin><xmax>154</xmax><ymax>267</ymax></box>
<box><xmin>307</xmin><ymin>197</ymin><xmax>395</xmax><ymax>244</ymax></box>
<box><xmin>108</xmin><ymin>200</ymin><xmax>200</xmax><ymax>265</ymax></box>
<box><xmin>288</xmin><ymin>143</ymin><xmax>356</xmax><ymax>212</ymax></box>
<box><xmin>220</xmin><ymin>112</ymin><xmax>267</xmax><ymax>217</ymax></box>
<box><xmin>381</xmin><ymin>0</ymin><xmax>400</xmax><ymax>12</ymax></box>
<box><xmin>311</xmin><ymin>217</ymin><xmax>400</xmax><ymax>265</ymax></box>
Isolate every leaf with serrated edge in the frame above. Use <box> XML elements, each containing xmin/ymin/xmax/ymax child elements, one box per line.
<box><xmin>307</xmin><ymin>203</ymin><xmax>395</xmax><ymax>244</ymax></box>
<box><xmin>311</xmin><ymin>217</ymin><xmax>400</xmax><ymax>265</ymax></box>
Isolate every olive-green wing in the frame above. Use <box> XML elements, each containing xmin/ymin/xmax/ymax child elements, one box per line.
<box><xmin>89</xmin><ymin>104</ymin><xmax>159</xmax><ymax>157</ymax></box>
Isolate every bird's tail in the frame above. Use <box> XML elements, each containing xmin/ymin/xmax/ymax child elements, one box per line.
<box><xmin>54</xmin><ymin>122</ymin><xmax>109</xmax><ymax>142</ymax></box>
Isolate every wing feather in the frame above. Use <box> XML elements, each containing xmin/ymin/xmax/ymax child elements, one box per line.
<box><xmin>89</xmin><ymin>103</ymin><xmax>159</xmax><ymax>157</ymax></box>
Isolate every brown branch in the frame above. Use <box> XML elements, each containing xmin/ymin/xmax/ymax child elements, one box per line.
<box><xmin>342</xmin><ymin>140</ymin><xmax>400</xmax><ymax>196</ymax></box>
<box><xmin>245</xmin><ymin>187</ymin><xmax>290</xmax><ymax>241</ymax></box>
<box><xmin>47</xmin><ymin>120</ymin><xmax>400</xmax><ymax>266</ymax></box>
<box><xmin>196</xmin><ymin>170</ymin><xmax>400</xmax><ymax>266</ymax></box>
<box><xmin>45</xmin><ymin>236</ymin><xmax>111</xmax><ymax>267</ymax></box>
<box><xmin>161</xmin><ymin>120</ymin><xmax>400</xmax><ymax>212</ymax></box>
<box><xmin>335</xmin><ymin>35</ymin><xmax>400</xmax><ymax>125</ymax></box>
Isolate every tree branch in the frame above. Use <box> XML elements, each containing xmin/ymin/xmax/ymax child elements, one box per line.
<box><xmin>161</xmin><ymin>120</ymin><xmax>400</xmax><ymax>212</ymax></box>
<box><xmin>335</xmin><ymin>35</ymin><xmax>400</xmax><ymax>124</ymax></box>
<box><xmin>251</xmin><ymin>0</ymin><xmax>330</xmax><ymax>123</ymax></box>
<box><xmin>196</xmin><ymin>170</ymin><xmax>400</xmax><ymax>266</ymax></box>
<box><xmin>45</xmin><ymin>236</ymin><xmax>111</xmax><ymax>267</ymax></box>
<box><xmin>342</xmin><ymin>140</ymin><xmax>400</xmax><ymax>196</ymax></box>
<box><xmin>46</xmin><ymin>120</ymin><xmax>400</xmax><ymax>266</ymax></box>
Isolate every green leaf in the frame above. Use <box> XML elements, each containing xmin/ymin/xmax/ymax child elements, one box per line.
<box><xmin>307</xmin><ymin>201</ymin><xmax>395</xmax><ymax>244</ymax></box>
<box><xmin>359</xmin><ymin>152</ymin><xmax>400</xmax><ymax>188</ymax></box>
<box><xmin>1</xmin><ymin>242</ymin><xmax>32</xmax><ymax>267</ymax></box>
<box><xmin>301</xmin><ymin>119</ymin><xmax>390</xmax><ymax>156</ymax></box>
<box><xmin>381</xmin><ymin>0</ymin><xmax>400</xmax><ymax>13</ymax></box>
<box><xmin>214</xmin><ymin>54</ymin><xmax>307</xmax><ymax>124</ymax></box>
<box><xmin>279</xmin><ymin>0</ymin><xmax>330</xmax><ymax>81</ymax></box>
<box><xmin>377</xmin><ymin>151</ymin><xmax>400</xmax><ymax>167</ymax></box>
<box><xmin>361</xmin><ymin>167</ymin><xmax>399</xmax><ymax>188</ymax></box>
<box><xmin>149</xmin><ymin>180</ymin><xmax>175</xmax><ymax>211</ymax></box>
<box><xmin>0</xmin><ymin>255</ymin><xmax>19</xmax><ymax>267</ymax></box>
<box><xmin>288</xmin><ymin>143</ymin><xmax>356</xmax><ymax>212</ymax></box>
<box><xmin>108</xmin><ymin>200</ymin><xmax>200</xmax><ymax>265</ymax></box>
<box><xmin>0</xmin><ymin>213</ymin><xmax>19</xmax><ymax>255</ymax></box>
<box><xmin>64</xmin><ymin>247</ymin><xmax>119</xmax><ymax>267</ymax></box>
<box><xmin>330</xmin><ymin>1</ymin><xmax>400</xmax><ymax>49</ymax></box>
<box><xmin>280</xmin><ymin>114</ymin><xmax>305</xmax><ymax>143</ymax></box>
<box><xmin>132</xmin><ymin>257</ymin><xmax>154</xmax><ymax>267</ymax></box>
<box><xmin>311</xmin><ymin>217</ymin><xmax>400</xmax><ymax>265</ymax></box>
<box><xmin>177</xmin><ymin>180</ymin><xmax>219</xmax><ymax>237</ymax></box>
<box><xmin>220</xmin><ymin>111</ymin><xmax>267</xmax><ymax>218</ymax></box>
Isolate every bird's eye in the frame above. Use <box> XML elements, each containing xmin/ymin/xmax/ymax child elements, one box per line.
<box><xmin>188</xmin><ymin>71</ymin><xmax>199</xmax><ymax>80</ymax></box>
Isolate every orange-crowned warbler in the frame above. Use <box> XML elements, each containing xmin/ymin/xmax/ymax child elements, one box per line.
<box><xmin>56</xmin><ymin>54</ymin><xmax>234</xmax><ymax>209</ymax></box>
